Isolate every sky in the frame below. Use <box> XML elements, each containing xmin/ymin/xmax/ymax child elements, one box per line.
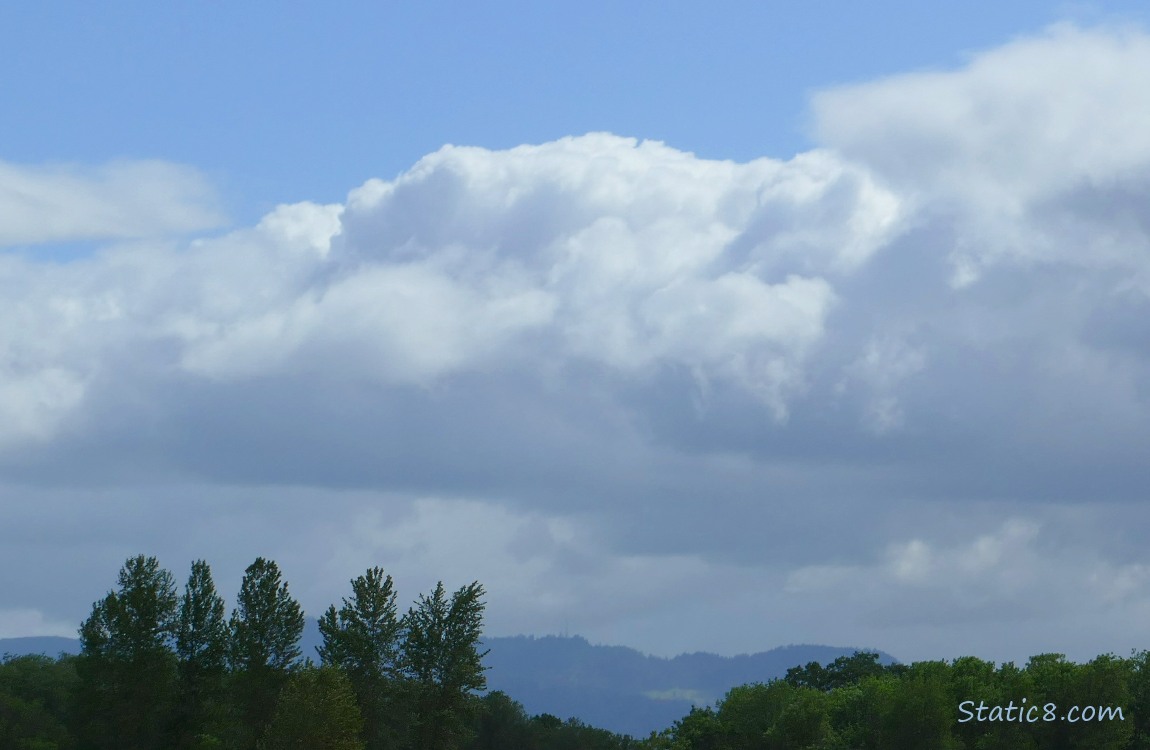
<box><xmin>3</xmin><ymin>1</ymin><xmax>1150</xmax><ymax>666</ymax></box>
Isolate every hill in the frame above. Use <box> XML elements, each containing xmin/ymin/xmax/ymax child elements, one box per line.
<box><xmin>478</xmin><ymin>635</ymin><xmax>896</xmax><ymax>737</ymax></box>
<box><xmin>0</xmin><ymin>629</ymin><xmax>896</xmax><ymax>737</ymax></box>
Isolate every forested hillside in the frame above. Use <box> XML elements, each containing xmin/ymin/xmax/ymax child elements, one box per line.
<box><xmin>482</xmin><ymin>635</ymin><xmax>895</xmax><ymax>737</ymax></box>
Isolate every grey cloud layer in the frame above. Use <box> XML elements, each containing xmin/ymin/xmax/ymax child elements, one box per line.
<box><xmin>3</xmin><ymin>25</ymin><xmax>1150</xmax><ymax>662</ymax></box>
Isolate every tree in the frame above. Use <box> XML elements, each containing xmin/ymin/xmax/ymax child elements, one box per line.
<box><xmin>717</xmin><ymin>681</ymin><xmax>794</xmax><ymax>750</ymax></box>
<box><xmin>1129</xmin><ymin>651</ymin><xmax>1150</xmax><ymax>750</ymax></box>
<box><xmin>173</xmin><ymin>560</ymin><xmax>229</xmax><ymax>749</ymax></box>
<box><xmin>873</xmin><ymin>662</ymin><xmax>959</xmax><ymax>750</ymax></box>
<box><xmin>259</xmin><ymin>666</ymin><xmax>365</xmax><ymax>750</ymax></box>
<box><xmin>826</xmin><ymin>677</ymin><xmax>893</xmax><ymax>750</ymax></box>
<box><xmin>785</xmin><ymin>661</ymin><xmax>829</xmax><ymax>692</ymax></box>
<box><xmin>668</xmin><ymin>706</ymin><xmax>722</xmax><ymax>750</ymax></box>
<box><xmin>467</xmin><ymin>690</ymin><xmax>533</xmax><ymax>750</ymax></box>
<box><xmin>1025</xmin><ymin>653</ymin><xmax>1077</xmax><ymax>750</ymax></box>
<box><xmin>948</xmin><ymin>656</ymin><xmax>1000</xmax><ymax>750</ymax></box>
<box><xmin>402</xmin><ymin>581</ymin><xmax>489</xmax><ymax>750</ymax></box>
<box><xmin>525</xmin><ymin>714</ymin><xmax>634</xmax><ymax>750</ymax></box>
<box><xmin>0</xmin><ymin>654</ymin><xmax>78</xmax><ymax>749</ymax></box>
<box><xmin>319</xmin><ymin>567</ymin><xmax>404</xmax><ymax>749</ymax></box>
<box><xmin>785</xmin><ymin>652</ymin><xmax>893</xmax><ymax>699</ymax></box>
<box><xmin>764</xmin><ymin>687</ymin><xmax>836</xmax><ymax>750</ymax></box>
<box><xmin>74</xmin><ymin>555</ymin><xmax>179</xmax><ymax>750</ymax></box>
<box><xmin>977</xmin><ymin>661</ymin><xmax>1039</xmax><ymax>750</ymax></box>
<box><xmin>1066</xmin><ymin>654</ymin><xmax>1132</xmax><ymax>750</ymax></box>
<box><xmin>228</xmin><ymin>558</ymin><xmax>305</xmax><ymax>750</ymax></box>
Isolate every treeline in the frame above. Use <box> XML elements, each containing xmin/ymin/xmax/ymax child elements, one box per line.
<box><xmin>8</xmin><ymin>557</ymin><xmax>1150</xmax><ymax>749</ymax></box>
<box><xmin>638</xmin><ymin>650</ymin><xmax>1150</xmax><ymax>750</ymax></box>
<box><xmin>1</xmin><ymin>555</ymin><xmax>643</xmax><ymax>750</ymax></box>
<box><xmin>2</xmin><ymin>554</ymin><xmax>494</xmax><ymax>750</ymax></box>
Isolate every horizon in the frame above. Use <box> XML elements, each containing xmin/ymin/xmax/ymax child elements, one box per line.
<box><xmin>0</xmin><ymin>619</ymin><xmax>900</xmax><ymax>664</ymax></box>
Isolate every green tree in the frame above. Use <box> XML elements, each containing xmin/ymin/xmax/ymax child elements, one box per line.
<box><xmin>717</xmin><ymin>681</ymin><xmax>795</xmax><ymax>750</ymax></box>
<box><xmin>825</xmin><ymin>652</ymin><xmax>888</xmax><ymax>692</ymax></box>
<box><xmin>0</xmin><ymin>689</ymin><xmax>70</xmax><ymax>750</ymax></box>
<box><xmin>668</xmin><ymin>706</ymin><xmax>722</xmax><ymax>750</ymax></box>
<box><xmin>228</xmin><ymin>558</ymin><xmax>305</xmax><ymax>750</ymax></box>
<box><xmin>764</xmin><ymin>687</ymin><xmax>837</xmax><ymax>750</ymax></box>
<box><xmin>402</xmin><ymin>581</ymin><xmax>489</xmax><ymax>750</ymax></box>
<box><xmin>526</xmin><ymin>714</ymin><xmax>634</xmax><ymax>750</ymax></box>
<box><xmin>785</xmin><ymin>652</ymin><xmax>890</xmax><ymax>695</ymax></box>
<box><xmin>258</xmin><ymin>665</ymin><xmax>365</xmax><ymax>750</ymax></box>
<box><xmin>0</xmin><ymin>654</ymin><xmax>78</xmax><ymax>750</ymax></box>
<box><xmin>826</xmin><ymin>677</ymin><xmax>893</xmax><ymax>750</ymax></box>
<box><xmin>1065</xmin><ymin>654</ymin><xmax>1132</xmax><ymax>750</ymax></box>
<box><xmin>466</xmin><ymin>691</ymin><xmax>533</xmax><ymax>750</ymax></box>
<box><xmin>976</xmin><ymin>661</ymin><xmax>1039</xmax><ymax>750</ymax></box>
<box><xmin>173</xmin><ymin>560</ymin><xmax>229</xmax><ymax>749</ymax></box>
<box><xmin>74</xmin><ymin>555</ymin><xmax>179</xmax><ymax>750</ymax></box>
<box><xmin>948</xmin><ymin>656</ymin><xmax>1000</xmax><ymax>750</ymax></box>
<box><xmin>873</xmin><ymin>661</ymin><xmax>959</xmax><ymax>750</ymax></box>
<box><xmin>784</xmin><ymin>662</ymin><xmax>829</xmax><ymax>693</ymax></box>
<box><xmin>319</xmin><ymin>567</ymin><xmax>404</xmax><ymax>749</ymax></box>
<box><xmin>1025</xmin><ymin>653</ymin><xmax>1077</xmax><ymax>750</ymax></box>
<box><xmin>1128</xmin><ymin>650</ymin><xmax>1150</xmax><ymax>750</ymax></box>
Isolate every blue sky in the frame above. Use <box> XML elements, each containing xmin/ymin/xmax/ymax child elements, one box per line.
<box><xmin>4</xmin><ymin>2</ymin><xmax>1150</xmax><ymax>667</ymax></box>
<box><xmin>8</xmin><ymin>1</ymin><xmax>1144</xmax><ymax>223</ymax></box>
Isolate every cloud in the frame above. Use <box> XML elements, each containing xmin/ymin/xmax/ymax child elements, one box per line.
<box><xmin>0</xmin><ymin>607</ymin><xmax>77</xmax><ymax>640</ymax></box>
<box><xmin>327</xmin><ymin>496</ymin><xmax>744</xmax><ymax>642</ymax></box>
<box><xmin>0</xmin><ymin>160</ymin><xmax>226</xmax><ymax>247</ymax></box>
<box><xmin>780</xmin><ymin>516</ymin><xmax>1150</xmax><ymax>661</ymax></box>
<box><xmin>5</xmin><ymin>24</ymin><xmax>1150</xmax><ymax>664</ymax></box>
<box><xmin>812</xmin><ymin>23</ymin><xmax>1150</xmax><ymax>288</ymax></box>
<box><xmin>0</xmin><ymin>134</ymin><xmax>904</xmax><ymax>451</ymax></box>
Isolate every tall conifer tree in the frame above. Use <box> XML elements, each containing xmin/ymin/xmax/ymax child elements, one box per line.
<box><xmin>75</xmin><ymin>555</ymin><xmax>178</xmax><ymax>750</ymax></box>
<box><xmin>402</xmin><ymin>581</ymin><xmax>488</xmax><ymax>750</ymax></box>
<box><xmin>319</xmin><ymin>567</ymin><xmax>404</xmax><ymax>750</ymax></box>
<box><xmin>173</xmin><ymin>559</ymin><xmax>228</xmax><ymax>748</ymax></box>
<box><xmin>228</xmin><ymin>557</ymin><xmax>304</xmax><ymax>749</ymax></box>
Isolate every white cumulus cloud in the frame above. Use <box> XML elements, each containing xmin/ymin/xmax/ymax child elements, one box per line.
<box><xmin>0</xmin><ymin>134</ymin><xmax>905</xmax><ymax>447</ymax></box>
<box><xmin>813</xmin><ymin>24</ymin><xmax>1150</xmax><ymax>288</ymax></box>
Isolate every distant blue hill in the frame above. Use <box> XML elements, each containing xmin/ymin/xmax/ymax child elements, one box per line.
<box><xmin>477</xmin><ymin>635</ymin><xmax>897</xmax><ymax>737</ymax></box>
<box><xmin>0</xmin><ymin>628</ymin><xmax>896</xmax><ymax>737</ymax></box>
<box><xmin>0</xmin><ymin>636</ymin><xmax>79</xmax><ymax>658</ymax></box>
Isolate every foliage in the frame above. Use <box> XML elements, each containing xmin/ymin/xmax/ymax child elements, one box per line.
<box><xmin>172</xmin><ymin>560</ymin><xmax>230</xmax><ymax>749</ymax></box>
<box><xmin>466</xmin><ymin>690</ymin><xmax>535</xmax><ymax>750</ymax></box>
<box><xmin>528</xmin><ymin>713</ymin><xmax>637</xmax><ymax>750</ymax></box>
<box><xmin>0</xmin><ymin>654</ymin><xmax>78</xmax><ymax>750</ymax></box>
<box><xmin>784</xmin><ymin>651</ymin><xmax>890</xmax><ymax>693</ymax></box>
<box><xmin>403</xmin><ymin>580</ymin><xmax>489</xmax><ymax>750</ymax></box>
<box><xmin>318</xmin><ymin>567</ymin><xmax>404</xmax><ymax>750</ymax></box>
<box><xmin>228</xmin><ymin>557</ymin><xmax>305</xmax><ymax>750</ymax></box>
<box><xmin>1128</xmin><ymin>650</ymin><xmax>1150</xmax><ymax>750</ymax></box>
<box><xmin>670</xmin><ymin>706</ymin><xmax>722</xmax><ymax>750</ymax></box>
<box><xmin>258</xmin><ymin>665</ymin><xmax>364</xmax><ymax>750</ymax></box>
<box><xmin>717</xmin><ymin>681</ymin><xmax>793</xmax><ymax>750</ymax></box>
<box><xmin>74</xmin><ymin>554</ymin><xmax>179</xmax><ymax>750</ymax></box>
<box><xmin>12</xmin><ymin>555</ymin><xmax>1150</xmax><ymax>750</ymax></box>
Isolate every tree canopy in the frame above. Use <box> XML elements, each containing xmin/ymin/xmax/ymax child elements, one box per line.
<box><xmin>8</xmin><ymin>553</ymin><xmax>1149</xmax><ymax>750</ymax></box>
